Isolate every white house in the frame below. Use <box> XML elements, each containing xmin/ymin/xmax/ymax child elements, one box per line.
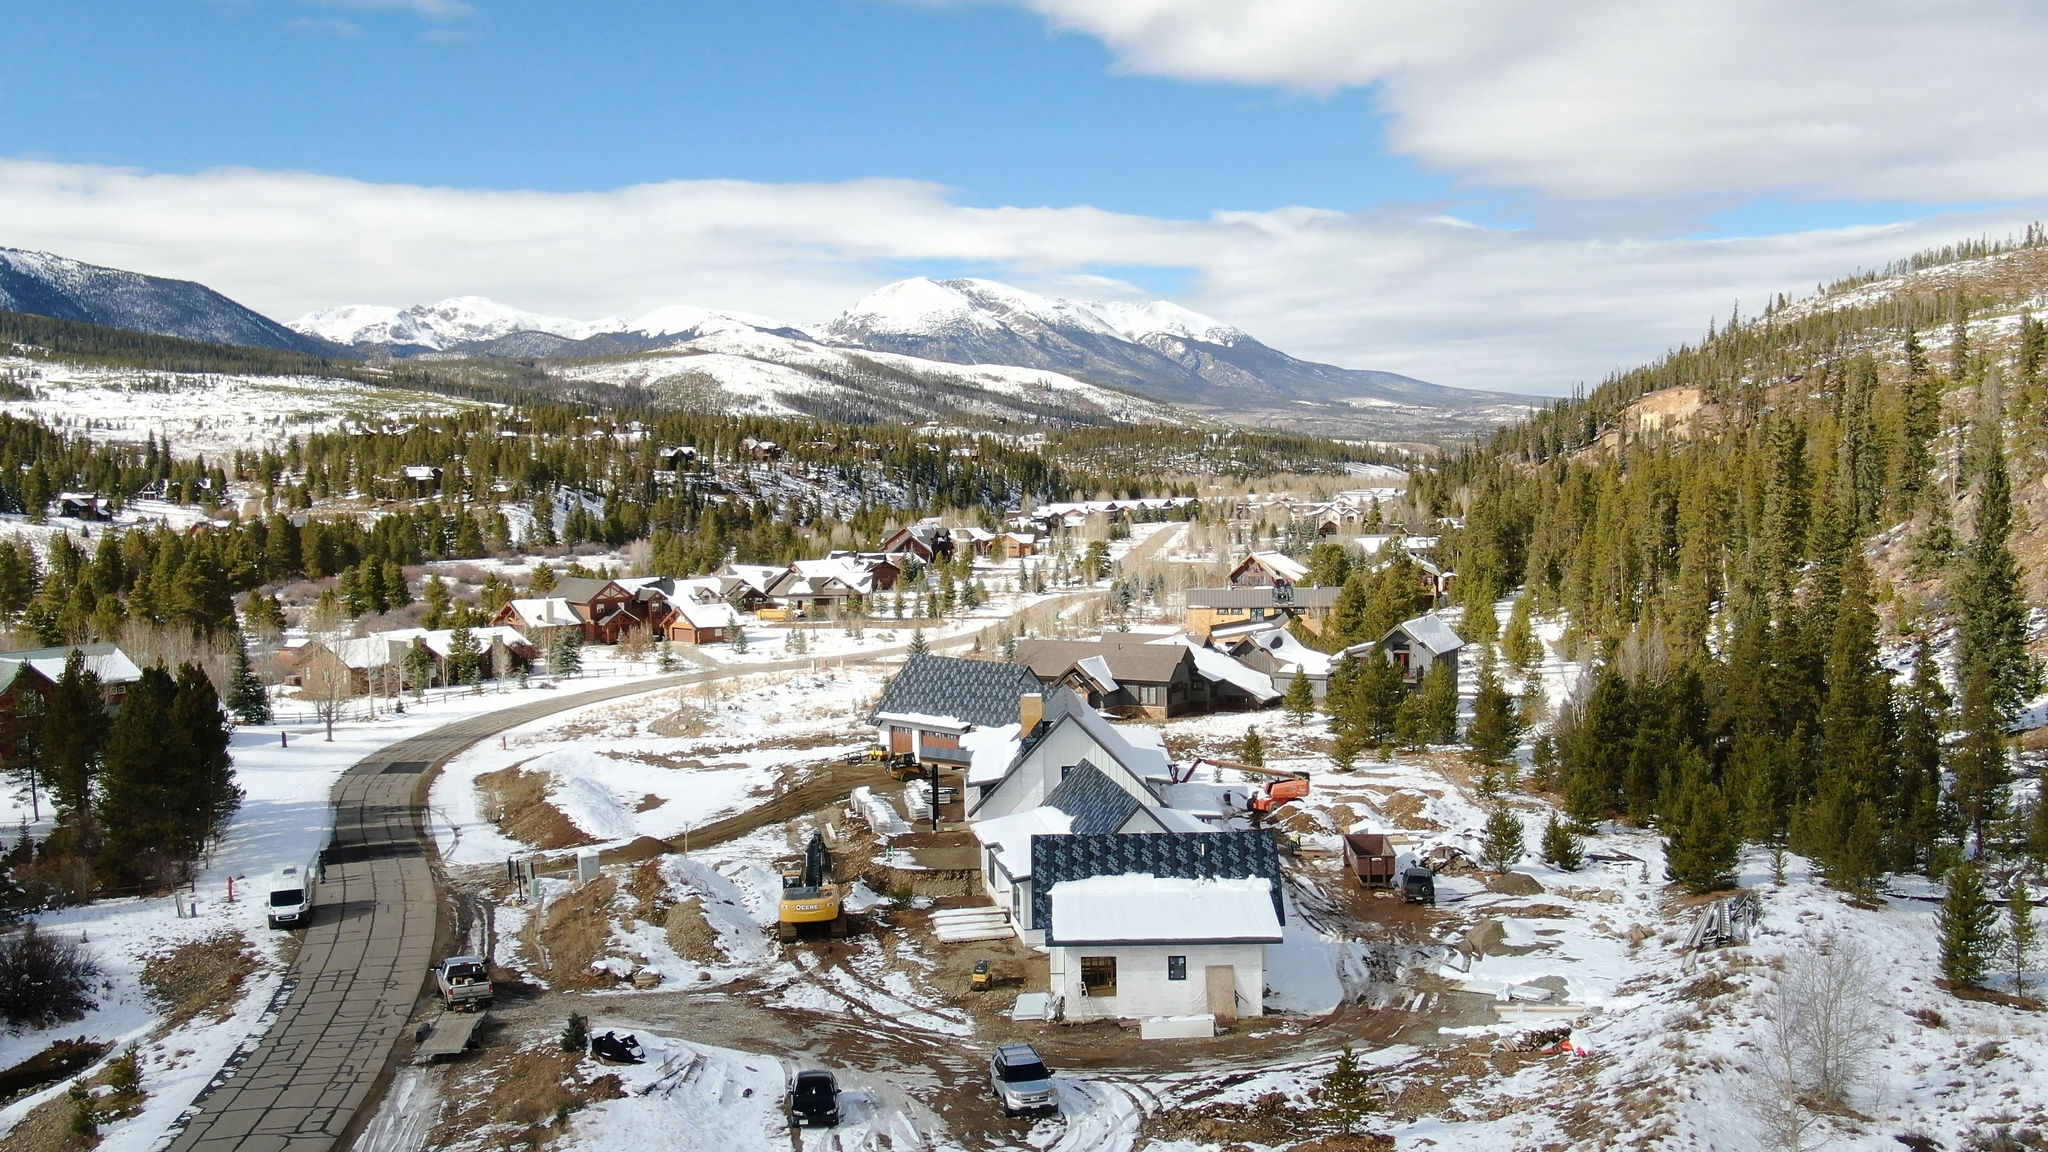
<box><xmin>1031</xmin><ymin>831</ymin><xmax>1285</xmax><ymax>1022</ymax></box>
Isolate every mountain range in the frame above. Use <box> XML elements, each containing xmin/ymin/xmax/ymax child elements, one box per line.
<box><xmin>0</xmin><ymin>245</ymin><xmax>1535</xmax><ymax>435</ymax></box>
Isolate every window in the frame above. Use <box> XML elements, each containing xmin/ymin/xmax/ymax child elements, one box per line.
<box><xmin>1080</xmin><ymin>956</ymin><xmax>1117</xmax><ymax>997</ymax></box>
<box><xmin>1167</xmin><ymin>955</ymin><xmax>1187</xmax><ymax>981</ymax></box>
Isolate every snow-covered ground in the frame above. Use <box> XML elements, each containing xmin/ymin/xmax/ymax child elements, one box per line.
<box><xmin>0</xmin><ymin>668</ymin><xmax>676</xmax><ymax>1149</ymax></box>
<box><xmin>429</xmin><ymin>667</ymin><xmax>888</xmax><ymax>866</ymax></box>
<box><xmin>0</xmin><ymin>355</ymin><xmax>482</xmax><ymax>458</ymax></box>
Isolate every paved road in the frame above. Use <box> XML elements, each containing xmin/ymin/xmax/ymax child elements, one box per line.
<box><xmin>163</xmin><ymin>676</ymin><xmax>697</xmax><ymax>1152</ymax></box>
<box><xmin>162</xmin><ymin>525</ymin><xmax>1184</xmax><ymax>1152</ymax></box>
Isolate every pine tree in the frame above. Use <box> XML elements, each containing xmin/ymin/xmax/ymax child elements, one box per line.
<box><xmin>1316</xmin><ymin>1045</ymin><xmax>1377</xmax><ymax>1135</ymax></box>
<box><xmin>1480</xmin><ymin>805</ymin><xmax>1525</xmax><ymax>871</ymax></box>
<box><xmin>227</xmin><ymin>632</ymin><xmax>271</xmax><ymax>725</ymax></box>
<box><xmin>1950</xmin><ymin>665</ymin><xmax>2009</xmax><ymax>854</ymax></box>
<box><xmin>446</xmin><ymin>624</ymin><xmax>480</xmax><ymax>685</ymax></box>
<box><xmin>549</xmin><ymin>630</ymin><xmax>583</xmax><ymax>677</ymax></box>
<box><xmin>1240</xmin><ymin>726</ymin><xmax>1266</xmax><ymax>767</ymax></box>
<box><xmin>422</xmin><ymin>574</ymin><xmax>450</xmax><ymax>630</ymax></box>
<box><xmin>41</xmin><ymin>652</ymin><xmax>108</xmax><ymax>842</ymax></box>
<box><xmin>1663</xmin><ymin>755</ymin><xmax>1737</xmax><ymax>893</ymax></box>
<box><xmin>907</xmin><ymin>627</ymin><xmax>928</xmax><ymax>656</ymax></box>
<box><xmin>1540</xmin><ymin>813</ymin><xmax>1583</xmax><ymax>872</ymax></box>
<box><xmin>1939</xmin><ymin>861</ymin><xmax>1999</xmax><ymax>990</ymax></box>
<box><xmin>1466</xmin><ymin>658</ymin><xmax>1519</xmax><ymax>764</ymax></box>
<box><xmin>1283</xmin><ymin>672</ymin><xmax>1315</xmax><ymax>726</ymax></box>
<box><xmin>2007</xmin><ymin>880</ymin><xmax>2037</xmax><ymax>997</ymax></box>
<box><xmin>1353</xmin><ymin>652</ymin><xmax>1407</xmax><ymax>750</ymax></box>
<box><xmin>96</xmin><ymin>666</ymin><xmax>178</xmax><ymax>886</ymax></box>
<box><xmin>1953</xmin><ymin>430</ymin><xmax>2038</xmax><ymax>718</ymax></box>
<box><xmin>170</xmin><ymin>663</ymin><xmax>238</xmax><ymax>851</ymax></box>
<box><xmin>1326</xmin><ymin>571</ymin><xmax>1369</xmax><ymax>647</ymax></box>
<box><xmin>1501</xmin><ymin>593</ymin><xmax>1540</xmax><ymax>673</ymax></box>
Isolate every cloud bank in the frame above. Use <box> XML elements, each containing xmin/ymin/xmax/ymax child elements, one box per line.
<box><xmin>1001</xmin><ymin>0</ymin><xmax>2048</xmax><ymax>203</ymax></box>
<box><xmin>4</xmin><ymin>159</ymin><xmax>2032</xmax><ymax>395</ymax></box>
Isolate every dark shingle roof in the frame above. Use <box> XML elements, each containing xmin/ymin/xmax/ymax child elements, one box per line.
<box><xmin>1042</xmin><ymin>761</ymin><xmax>1142</xmax><ymax>836</ymax></box>
<box><xmin>1012</xmin><ymin>638</ymin><xmax>1191</xmax><ymax>685</ymax></box>
<box><xmin>550</xmin><ymin>577</ymin><xmax>613</xmax><ymax>606</ymax></box>
<box><xmin>1028</xmin><ymin>831</ymin><xmax>1284</xmax><ymax>934</ymax></box>
<box><xmin>869</xmin><ymin>654</ymin><xmax>1046</xmax><ymax>729</ymax></box>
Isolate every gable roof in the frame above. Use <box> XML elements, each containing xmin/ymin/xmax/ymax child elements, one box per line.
<box><xmin>869</xmin><ymin>654</ymin><xmax>1046</xmax><ymax>730</ymax></box>
<box><xmin>0</xmin><ymin>642</ymin><xmax>144</xmax><ymax>690</ymax></box>
<box><xmin>1232</xmin><ymin>551</ymin><xmax>1309</xmax><ymax>583</ymax></box>
<box><xmin>1386</xmin><ymin>613</ymin><xmax>1464</xmax><ymax>656</ymax></box>
<box><xmin>967</xmin><ymin>688</ymin><xmax>1172</xmax><ymax>813</ymax></box>
<box><xmin>1041</xmin><ymin>760</ymin><xmax>1144</xmax><ymax>835</ymax></box>
<box><xmin>550</xmin><ymin>576</ymin><xmax>615</xmax><ymax>606</ymax></box>
<box><xmin>1028</xmin><ymin>830</ymin><xmax>1284</xmax><ymax>933</ymax></box>
<box><xmin>1013</xmin><ymin>638</ymin><xmax>1191</xmax><ymax>686</ymax></box>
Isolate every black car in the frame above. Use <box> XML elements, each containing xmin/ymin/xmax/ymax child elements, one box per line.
<box><xmin>789</xmin><ymin>1069</ymin><xmax>841</xmax><ymax>1128</ymax></box>
<box><xmin>1403</xmin><ymin>866</ymin><xmax>1437</xmax><ymax>905</ymax></box>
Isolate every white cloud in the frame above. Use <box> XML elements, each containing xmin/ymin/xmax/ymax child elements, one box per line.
<box><xmin>312</xmin><ymin>0</ymin><xmax>472</xmax><ymax>19</ymax></box>
<box><xmin>999</xmin><ymin>0</ymin><xmax>2048</xmax><ymax>203</ymax></box>
<box><xmin>0</xmin><ymin>159</ymin><xmax>2032</xmax><ymax>395</ymax></box>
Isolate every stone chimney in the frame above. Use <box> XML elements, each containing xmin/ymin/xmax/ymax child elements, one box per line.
<box><xmin>1018</xmin><ymin>692</ymin><xmax>1044</xmax><ymax>734</ymax></box>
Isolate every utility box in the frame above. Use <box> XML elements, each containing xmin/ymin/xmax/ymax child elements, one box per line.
<box><xmin>576</xmin><ymin>848</ymin><xmax>601</xmax><ymax>886</ymax></box>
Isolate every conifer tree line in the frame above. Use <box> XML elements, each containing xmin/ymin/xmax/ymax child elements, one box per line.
<box><xmin>2</xmin><ymin>651</ymin><xmax>239</xmax><ymax>903</ymax></box>
<box><xmin>1417</xmin><ymin>245</ymin><xmax>2048</xmax><ymax>895</ymax></box>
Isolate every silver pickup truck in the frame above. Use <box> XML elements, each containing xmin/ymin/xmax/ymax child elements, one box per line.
<box><xmin>434</xmin><ymin>956</ymin><xmax>494</xmax><ymax>1012</ymax></box>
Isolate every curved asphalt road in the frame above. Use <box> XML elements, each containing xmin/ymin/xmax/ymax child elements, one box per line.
<box><xmin>161</xmin><ymin>526</ymin><xmax>1183</xmax><ymax>1152</ymax></box>
<box><xmin>162</xmin><ymin>676</ymin><xmax>692</xmax><ymax>1152</ymax></box>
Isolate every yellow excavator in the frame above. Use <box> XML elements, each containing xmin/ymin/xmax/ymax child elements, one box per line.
<box><xmin>777</xmin><ymin>831</ymin><xmax>848</xmax><ymax>941</ymax></box>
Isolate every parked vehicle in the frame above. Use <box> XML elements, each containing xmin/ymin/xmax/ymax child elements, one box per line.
<box><xmin>989</xmin><ymin>1043</ymin><xmax>1057</xmax><ymax>1117</ymax></box>
<box><xmin>434</xmin><ymin>955</ymin><xmax>494</xmax><ymax>1011</ymax></box>
<box><xmin>1403</xmin><ymin>866</ymin><xmax>1437</xmax><ymax>905</ymax></box>
<box><xmin>788</xmin><ymin>1069</ymin><xmax>841</xmax><ymax>1128</ymax></box>
<box><xmin>266</xmin><ymin>863</ymin><xmax>316</xmax><ymax>930</ymax></box>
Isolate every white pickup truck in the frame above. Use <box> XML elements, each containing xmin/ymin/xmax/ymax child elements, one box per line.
<box><xmin>434</xmin><ymin>956</ymin><xmax>494</xmax><ymax>1012</ymax></box>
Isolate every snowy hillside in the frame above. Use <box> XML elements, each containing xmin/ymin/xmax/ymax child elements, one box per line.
<box><xmin>291</xmin><ymin>296</ymin><xmax>629</xmax><ymax>351</ymax></box>
<box><xmin>0</xmin><ymin>246</ymin><xmax>335</xmax><ymax>355</ymax></box>
<box><xmin>543</xmin><ymin>327</ymin><xmax>1182</xmax><ymax>426</ymax></box>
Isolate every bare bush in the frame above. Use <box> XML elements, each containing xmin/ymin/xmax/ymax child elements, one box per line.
<box><xmin>0</xmin><ymin>922</ymin><xmax>102</xmax><ymax>1027</ymax></box>
<box><xmin>1744</xmin><ymin>933</ymin><xmax>1885</xmax><ymax>1149</ymax></box>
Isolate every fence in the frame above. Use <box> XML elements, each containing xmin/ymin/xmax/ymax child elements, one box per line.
<box><xmin>262</xmin><ymin>667</ymin><xmax>642</xmax><ymax>727</ymax></box>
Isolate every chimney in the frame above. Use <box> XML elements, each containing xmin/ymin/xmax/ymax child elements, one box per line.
<box><xmin>1018</xmin><ymin>692</ymin><xmax>1043</xmax><ymax>734</ymax></box>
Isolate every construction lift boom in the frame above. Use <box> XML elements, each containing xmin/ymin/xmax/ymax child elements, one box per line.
<box><xmin>1188</xmin><ymin>757</ymin><xmax>1311</xmax><ymax>824</ymax></box>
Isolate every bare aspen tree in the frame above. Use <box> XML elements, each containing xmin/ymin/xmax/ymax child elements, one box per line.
<box><xmin>1745</xmin><ymin>933</ymin><xmax>1884</xmax><ymax>1150</ymax></box>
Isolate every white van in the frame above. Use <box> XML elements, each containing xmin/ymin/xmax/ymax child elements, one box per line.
<box><xmin>267</xmin><ymin>863</ymin><xmax>316</xmax><ymax>930</ymax></box>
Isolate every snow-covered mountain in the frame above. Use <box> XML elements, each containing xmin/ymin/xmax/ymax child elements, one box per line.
<box><xmin>0</xmin><ymin>247</ymin><xmax>337</xmax><ymax>355</ymax></box>
<box><xmin>819</xmin><ymin>276</ymin><xmax>1512</xmax><ymax>412</ymax></box>
<box><xmin>291</xmin><ymin>296</ymin><xmax>631</xmax><ymax>352</ymax></box>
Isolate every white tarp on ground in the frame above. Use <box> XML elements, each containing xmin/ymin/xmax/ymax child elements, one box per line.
<box><xmin>1048</xmin><ymin>874</ymin><xmax>1281</xmax><ymax>944</ymax></box>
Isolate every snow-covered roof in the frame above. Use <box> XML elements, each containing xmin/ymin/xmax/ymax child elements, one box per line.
<box><xmin>503</xmin><ymin>597</ymin><xmax>580</xmax><ymax>627</ymax></box>
<box><xmin>960</xmin><ymin>722</ymin><xmax>1025</xmax><ymax>786</ymax></box>
<box><xmin>1240</xmin><ymin>551</ymin><xmax>1309</xmax><ymax>583</ymax></box>
<box><xmin>970</xmin><ymin>805</ymin><xmax>1074</xmax><ymax>878</ymax></box>
<box><xmin>674</xmin><ymin>599</ymin><xmax>743</xmax><ymax>629</ymax></box>
<box><xmin>1391</xmin><ymin>613</ymin><xmax>1464</xmax><ymax>656</ymax></box>
<box><xmin>1158</xmin><ymin>636</ymin><xmax>1279</xmax><ymax>701</ymax></box>
<box><xmin>1074</xmin><ymin>654</ymin><xmax>1120</xmax><ymax>693</ymax></box>
<box><xmin>722</xmin><ymin>564</ymin><xmax>785</xmax><ymax>594</ymax></box>
<box><xmin>0</xmin><ymin>642</ymin><xmax>143</xmax><ymax>688</ymax></box>
<box><xmin>1048</xmin><ymin>875</ymin><xmax>1282</xmax><ymax>945</ymax></box>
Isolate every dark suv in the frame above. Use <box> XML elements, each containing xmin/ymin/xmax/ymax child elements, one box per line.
<box><xmin>989</xmin><ymin>1043</ymin><xmax>1057</xmax><ymax>1117</ymax></box>
<box><xmin>788</xmin><ymin>1069</ymin><xmax>841</xmax><ymax>1128</ymax></box>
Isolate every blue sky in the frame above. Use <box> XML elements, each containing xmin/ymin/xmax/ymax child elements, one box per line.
<box><xmin>3</xmin><ymin>2</ymin><xmax>2045</xmax><ymax>392</ymax></box>
<box><xmin>5</xmin><ymin>1</ymin><xmax>1446</xmax><ymax>219</ymax></box>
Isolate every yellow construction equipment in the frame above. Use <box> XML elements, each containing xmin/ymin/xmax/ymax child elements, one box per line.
<box><xmin>777</xmin><ymin>831</ymin><xmax>847</xmax><ymax>941</ymax></box>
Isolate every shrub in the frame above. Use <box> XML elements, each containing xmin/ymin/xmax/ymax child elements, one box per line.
<box><xmin>560</xmin><ymin>1011</ymin><xmax>589</xmax><ymax>1053</ymax></box>
<box><xmin>0</xmin><ymin>922</ymin><xmax>102</xmax><ymax>1027</ymax></box>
